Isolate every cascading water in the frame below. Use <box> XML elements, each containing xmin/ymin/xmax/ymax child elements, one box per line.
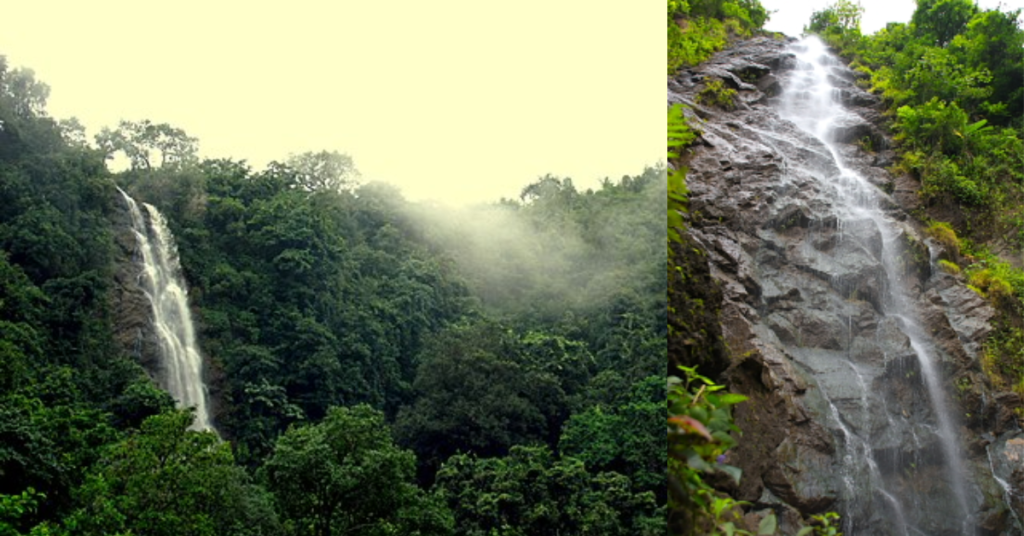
<box><xmin>118</xmin><ymin>188</ymin><xmax>215</xmax><ymax>432</ymax></box>
<box><xmin>777</xmin><ymin>37</ymin><xmax>974</xmax><ymax>535</ymax></box>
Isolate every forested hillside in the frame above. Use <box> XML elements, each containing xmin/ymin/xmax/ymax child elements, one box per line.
<box><xmin>0</xmin><ymin>55</ymin><xmax>665</xmax><ymax>535</ymax></box>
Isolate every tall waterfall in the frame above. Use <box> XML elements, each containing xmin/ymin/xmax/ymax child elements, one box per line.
<box><xmin>118</xmin><ymin>188</ymin><xmax>214</xmax><ymax>432</ymax></box>
<box><xmin>778</xmin><ymin>37</ymin><xmax>973</xmax><ymax>535</ymax></box>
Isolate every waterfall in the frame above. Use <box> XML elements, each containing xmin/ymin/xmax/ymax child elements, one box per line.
<box><xmin>777</xmin><ymin>37</ymin><xmax>973</xmax><ymax>535</ymax></box>
<box><xmin>118</xmin><ymin>188</ymin><xmax>215</xmax><ymax>433</ymax></box>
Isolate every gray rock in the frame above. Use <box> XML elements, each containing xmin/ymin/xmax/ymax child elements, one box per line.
<box><xmin>671</xmin><ymin>36</ymin><xmax>1010</xmax><ymax>531</ymax></box>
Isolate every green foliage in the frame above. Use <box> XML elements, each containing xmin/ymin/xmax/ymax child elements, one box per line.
<box><xmin>820</xmin><ymin>1</ymin><xmax>1024</xmax><ymax>248</ymax></box>
<box><xmin>937</xmin><ymin>259</ymin><xmax>960</xmax><ymax>275</ymax></box>
<box><xmin>435</xmin><ymin>445</ymin><xmax>662</xmax><ymax>536</ymax></box>
<box><xmin>262</xmin><ymin>405</ymin><xmax>450</xmax><ymax>536</ymax></box>
<box><xmin>799</xmin><ymin>512</ymin><xmax>843</xmax><ymax>536</ymax></box>
<box><xmin>0</xmin><ymin>46</ymin><xmax>668</xmax><ymax>536</ymax></box>
<box><xmin>67</xmin><ymin>410</ymin><xmax>280</xmax><ymax>536</ymax></box>
<box><xmin>95</xmin><ymin>119</ymin><xmax>198</xmax><ymax>171</ymax></box>
<box><xmin>668</xmin><ymin>104</ymin><xmax>697</xmax><ymax>243</ymax></box>
<box><xmin>394</xmin><ymin>322</ymin><xmax>567</xmax><ymax>480</ymax></box>
<box><xmin>282</xmin><ymin>150</ymin><xmax>359</xmax><ymax>193</ymax></box>
<box><xmin>806</xmin><ymin>0</ymin><xmax>863</xmax><ymax>34</ymax></box>
<box><xmin>924</xmin><ymin>221</ymin><xmax>960</xmax><ymax>255</ymax></box>
<box><xmin>668</xmin><ymin>365</ymin><xmax>747</xmax><ymax>532</ymax></box>
<box><xmin>0</xmin><ymin>488</ymin><xmax>52</xmax><ymax>536</ymax></box>
<box><xmin>911</xmin><ymin>0</ymin><xmax>978</xmax><ymax>47</ymax></box>
<box><xmin>669</xmin><ymin>17</ymin><xmax>729</xmax><ymax>73</ymax></box>
<box><xmin>895</xmin><ymin>99</ymin><xmax>969</xmax><ymax>154</ymax></box>
<box><xmin>805</xmin><ymin>0</ymin><xmax>864</xmax><ymax>52</ymax></box>
<box><xmin>559</xmin><ymin>376</ymin><xmax>665</xmax><ymax>494</ymax></box>
<box><xmin>668</xmin><ymin>0</ymin><xmax>770</xmax><ymax>73</ymax></box>
<box><xmin>695</xmin><ymin>79</ymin><xmax>738</xmax><ymax>110</ymax></box>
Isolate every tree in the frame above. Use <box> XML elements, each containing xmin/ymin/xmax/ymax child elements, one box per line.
<box><xmin>559</xmin><ymin>375</ymin><xmax>665</xmax><ymax>496</ymax></box>
<box><xmin>394</xmin><ymin>323</ymin><xmax>566</xmax><ymax>480</ymax></box>
<box><xmin>953</xmin><ymin>7</ymin><xmax>1024</xmax><ymax>123</ymax></box>
<box><xmin>261</xmin><ymin>404</ymin><xmax>452</xmax><ymax>536</ymax></box>
<box><xmin>911</xmin><ymin>0</ymin><xmax>978</xmax><ymax>47</ymax></box>
<box><xmin>68</xmin><ymin>410</ymin><xmax>280</xmax><ymax>536</ymax></box>
<box><xmin>283</xmin><ymin>150</ymin><xmax>359</xmax><ymax>193</ymax></box>
<box><xmin>0</xmin><ymin>61</ymin><xmax>49</xmax><ymax>119</ymax></box>
<box><xmin>95</xmin><ymin>120</ymin><xmax>198</xmax><ymax>171</ymax></box>
<box><xmin>435</xmin><ymin>445</ymin><xmax>662</xmax><ymax>536</ymax></box>
<box><xmin>805</xmin><ymin>0</ymin><xmax>864</xmax><ymax>35</ymax></box>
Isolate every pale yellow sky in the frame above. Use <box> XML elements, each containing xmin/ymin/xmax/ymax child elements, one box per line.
<box><xmin>1</xmin><ymin>2</ymin><xmax>664</xmax><ymax>205</ymax></box>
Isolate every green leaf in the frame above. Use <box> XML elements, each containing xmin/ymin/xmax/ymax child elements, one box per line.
<box><xmin>718</xmin><ymin>463</ymin><xmax>743</xmax><ymax>484</ymax></box>
<box><xmin>757</xmin><ymin>513</ymin><xmax>777</xmax><ymax>535</ymax></box>
<box><xmin>715</xmin><ymin>393</ymin><xmax>749</xmax><ymax>406</ymax></box>
<box><xmin>686</xmin><ymin>450</ymin><xmax>713</xmax><ymax>472</ymax></box>
<box><xmin>796</xmin><ymin>527</ymin><xmax>814</xmax><ymax>536</ymax></box>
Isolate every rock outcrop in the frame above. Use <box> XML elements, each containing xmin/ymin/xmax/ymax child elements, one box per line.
<box><xmin>670</xmin><ymin>36</ymin><xmax>1022</xmax><ymax>535</ymax></box>
<box><xmin>110</xmin><ymin>191</ymin><xmax>163</xmax><ymax>376</ymax></box>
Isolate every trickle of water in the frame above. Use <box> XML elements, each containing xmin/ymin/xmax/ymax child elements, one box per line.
<box><xmin>119</xmin><ymin>188</ymin><xmax>215</xmax><ymax>433</ymax></box>
<box><xmin>986</xmin><ymin>444</ymin><xmax>1023</xmax><ymax>529</ymax></box>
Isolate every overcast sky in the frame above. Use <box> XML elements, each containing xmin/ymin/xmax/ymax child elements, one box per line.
<box><xmin>1</xmin><ymin>2</ymin><xmax>663</xmax><ymax>205</ymax></box>
<box><xmin>761</xmin><ymin>0</ymin><xmax>1023</xmax><ymax>38</ymax></box>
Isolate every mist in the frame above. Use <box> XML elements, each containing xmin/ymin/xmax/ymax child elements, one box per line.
<box><xmin>396</xmin><ymin>167</ymin><xmax>667</xmax><ymax>324</ymax></box>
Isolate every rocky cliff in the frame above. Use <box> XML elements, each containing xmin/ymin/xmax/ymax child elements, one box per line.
<box><xmin>110</xmin><ymin>191</ymin><xmax>163</xmax><ymax>376</ymax></box>
<box><xmin>669</xmin><ymin>36</ymin><xmax>1022</xmax><ymax>535</ymax></box>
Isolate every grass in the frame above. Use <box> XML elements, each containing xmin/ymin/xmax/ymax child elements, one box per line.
<box><xmin>695</xmin><ymin>79</ymin><xmax>737</xmax><ymax>110</ymax></box>
<box><xmin>938</xmin><ymin>259</ymin><xmax>961</xmax><ymax>275</ymax></box>
<box><xmin>925</xmin><ymin>221</ymin><xmax>960</xmax><ymax>256</ymax></box>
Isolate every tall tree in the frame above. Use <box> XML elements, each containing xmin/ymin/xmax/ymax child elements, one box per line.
<box><xmin>262</xmin><ymin>405</ymin><xmax>451</xmax><ymax>536</ymax></box>
<box><xmin>67</xmin><ymin>411</ymin><xmax>280</xmax><ymax>536</ymax></box>
<box><xmin>284</xmin><ymin>150</ymin><xmax>358</xmax><ymax>193</ymax></box>
<box><xmin>95</xmin><ymin>120</ymin><xmax>198</xmax><ymax>171</ymax></box>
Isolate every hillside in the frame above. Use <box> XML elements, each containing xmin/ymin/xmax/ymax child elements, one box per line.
<box><xmin>0</xmin><ymin>56</ymin><xmax>665</xmax><ymax>535</ymax></box>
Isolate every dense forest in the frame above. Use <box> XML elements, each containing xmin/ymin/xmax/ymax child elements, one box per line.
<box><xmin>669</xmin><ymin>0</ymin><xmax>1022</xmax><ymax>534</ymax></box>
<box><xmin>0</xmin><ymin>53</ymin><xmax>666</xmax><ymax>534</ymax></box>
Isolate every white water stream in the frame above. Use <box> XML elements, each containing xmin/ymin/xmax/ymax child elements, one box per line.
<box><xmin>119</xmin><ymin>188</ymin><xmax>214</xmax><ymax>432</ymax></box>
<box><xmin>778</xmin><ymin>37</ymin><xmax>973</xmax><ymax>534</ymax></box>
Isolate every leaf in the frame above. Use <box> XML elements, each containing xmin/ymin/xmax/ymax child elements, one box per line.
<box><xmin>758</xmin><ymin>513</ymin><xmax>778</xmax><ymax>535</ymax></box>
<box><xmin>711</xmin><ymin>430</ymin><xmax>734</xmax><ymax>444</ymax></box>
<box><xmin>963</xmin><ymin>119</ymin><xmax>989</xmax><ymax>135</ymax></box>
<box><xmin>668</xmin><ymin>415</ymin><xmax>713</xmax><ymax>441</ymax></box>
<box><xmin>718</xmin><ymin>463</ymin><xmax>743</xmax><ymax>485</ymax></box>
<box><xmin>715</xmin><ymin>393</ymin><xmax>749</xmax><ymax>406</ymax></box>
<box><xmin>685</xmin><ymin>450</ymin><xmax>713</xmax><ymax>472</ymax></box>
<box><xmin>796</xmin><ymin>527</ymin><xmax>815</xmax><ymax>536</ymax></box>
<box><xmin>723</xmin><ymin>521</ymin><xmax>737</xmax><ymax>536</ymax></box>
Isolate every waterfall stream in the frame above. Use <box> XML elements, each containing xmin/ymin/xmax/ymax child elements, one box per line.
<box><xmin>119</xmin><ymin>188</ymin><xmax>215</xmax><ymax>432</ymax></box>
<box><xmin>777</xmin><ymin>37</ymin><xmax>973</xmax><ymax>535</ymax></box>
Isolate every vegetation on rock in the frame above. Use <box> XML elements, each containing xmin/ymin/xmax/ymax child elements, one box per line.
<box><xmin>805</xmin><ymin>0</ymin><xmax>1023</xmax><ymax>419</ymax></box>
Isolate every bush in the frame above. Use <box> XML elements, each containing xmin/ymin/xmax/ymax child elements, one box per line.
<box><xmin>925</xmin><ymin>221</ymin><xmax>960</xmax><ymax>255</ymax></box>
<box><xmin>695</xmin><ymin>79</ymin><xmax>738</xmax><ymax>110</ymax></box>
<box><xmin>938</xmin><ymin>259</ymin><xmax>961</xmax><ymax>275</ymax></box>
<box><xmin>667</xmin><ymin>0</ymin><xmax>770</xmax><ymax>74</ymax></box>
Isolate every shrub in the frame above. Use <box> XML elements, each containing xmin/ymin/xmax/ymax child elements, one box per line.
<box><xmin>968</xmin><ymin>268</ymin><xmax>1015</xmax><ymax>299</ymax></box>
<box><xmin>925</xmin><ymin>221</ymin><xmax>960</xmax><ymax>255</ymax></box>
<box><xmin>696</xmin><ymin>78</ymin><xmax>738</xmax><ymax>110</ymax></box>
<box><xmin>938</xmin><ymin>259</ymin><xmax>961</xmax><ymax>275</ymax></box>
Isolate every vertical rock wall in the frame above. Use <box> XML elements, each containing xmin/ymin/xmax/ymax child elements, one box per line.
<box><xmin>669</xmin><ymin>36</ymin><xmax>1022</xmax><ymax>535</ymax></box>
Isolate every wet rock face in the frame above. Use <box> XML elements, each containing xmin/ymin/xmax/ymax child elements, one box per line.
<box><xmin>110</xmin><ymin>192</ymin><xmax>162</xmax><ymax>378</ymax></box>
<box><xmin>671</xmin><ymin>37</ymin><xmax>1019</xmax><ymax>534</ymax></box>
